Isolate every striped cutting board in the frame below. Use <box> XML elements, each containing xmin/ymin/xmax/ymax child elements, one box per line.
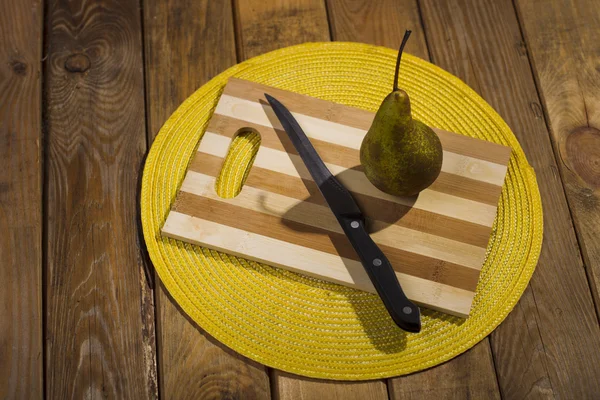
<box><xmin>162</xmin><ymin>78</ymin><xmax>511</xmax><ymax>318</ymax></box>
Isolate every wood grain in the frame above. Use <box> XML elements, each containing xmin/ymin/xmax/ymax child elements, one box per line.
<box><xmin>234</xmin><ymin>0</ymin><xmax>331</xmax><ymax>60</ymax></box>
<box><xmin>143</xmin><ymin>0</ymin><xmax>238</xmax><ymax>143</ymax></box>
<box><xmin>44</xmin><ymin>0</ymin><xmax>155</xmax><ymax>397</ymax></box>
<box><xmin>419</xmin><ymin>0</ymin><xmax>600</xmax><ymax>397</ymax></box>
<box><xmin>234</xmin><ymin>1</ymin><xmax>387</xmax><ymax>398</ymax></box>
<box><xmin>0</xmin><ymin>0</ymin><xmax>43</xmax><ymax>398</ymax></box>
<box><xmin>326</xmin><ymin>0</ymin><xmax>429</xmax><ymax>59</ymax></box>
<box><xmin>272</xmin><ymin>371</ymin><xmax>388</xmax><ymax>400</ymax></box>
<box><xmin>515</xmin><ymin>0</ymin><xmax>600</xmax><ymax>328</ymax></box>
<box><xmin>388</xmin><ymin>340</ymin><xmax>499</xmax><ymax>399</ymax></box>
<box><xmin>324</xmin><ymin>1</ymin><xmax>502</xmax><ymax>398</ymax></box>
<box><xmin>142</xmin><ymin>0</ymin><xmax>271</xmax><ymax>398</ymax></box>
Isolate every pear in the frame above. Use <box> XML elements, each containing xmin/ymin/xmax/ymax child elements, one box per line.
<box><xmin>360</xmin><ymin>30</ymin><xmax>443</xmax><ymax>197</ymax></box>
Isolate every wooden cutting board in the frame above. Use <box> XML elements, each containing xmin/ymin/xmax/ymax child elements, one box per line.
<box><xmin>162</xmin><ymin>78</ymin><xmax>511</xmax><ymax>318</ymax></box>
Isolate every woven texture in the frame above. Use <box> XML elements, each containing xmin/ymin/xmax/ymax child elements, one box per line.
<box><xmin>141</xmin><ymin>42</ymin><xmax>543</xmax><ymax>380</ymax></box>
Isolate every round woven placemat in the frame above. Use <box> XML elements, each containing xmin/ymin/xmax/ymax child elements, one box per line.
<box><xmin>141</xmin><ymin>42</ymin><xmax>543</xmax><ymax>380</ymax></box>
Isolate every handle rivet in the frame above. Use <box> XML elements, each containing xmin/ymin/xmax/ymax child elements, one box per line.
<box><xmin>403</xmin><ymin>306</ymin><xmax>413</xmax><ymax>315</ymax></box>
<box><xmin>373</xmin><ymin>258</ymin><xmax>382</xmax><ymax>266</ymax></box>
<box><xmin>350</xmin><ymin>221</ymin><xmax>360</xmax><ymax>228</ymax></box>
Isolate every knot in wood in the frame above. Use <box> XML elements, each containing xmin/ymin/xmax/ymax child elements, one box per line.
<box><xmin>566</xmin><ymin>126</ymin><xmax>600</xmax><ymax>188</ymax></box>
<box><xmin>64</xmin><ymin>53</ymin><xmax>91</xmax><ymax>73</ymax></box>
<box><xmin>10</xmin><ymin>60</ymin><xmax>27</xmax><ymax>75</ymax></box>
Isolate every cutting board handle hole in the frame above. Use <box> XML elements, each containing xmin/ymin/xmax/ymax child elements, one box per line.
<box><xmin>215</xmin><ymin>127</ymin><xmax>262</xmax><ymax>199</ymax></box>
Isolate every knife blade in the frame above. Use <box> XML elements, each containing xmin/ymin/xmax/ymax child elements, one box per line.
<box><xmin>264</xmin><ymin>93</ymin><xmax>421</xmax><ymax>333</ymax></box>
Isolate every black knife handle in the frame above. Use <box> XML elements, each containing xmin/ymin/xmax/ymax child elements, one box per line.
<box><xmin>338</xmin><ymin>216</ymin><xmax>421</xmax><ymax>333</ymax></box>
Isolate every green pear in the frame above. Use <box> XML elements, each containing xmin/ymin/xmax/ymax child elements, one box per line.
<box><xmin>360</xmin><ymin>30</ymin><xmax>443</xmax><ymax>197</ymax></box>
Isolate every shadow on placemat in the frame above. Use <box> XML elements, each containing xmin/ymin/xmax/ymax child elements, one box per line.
<box><xmin>277</xmin><ymin>165</ymin><xmax>416</xmax><ymax>353</ymax></box>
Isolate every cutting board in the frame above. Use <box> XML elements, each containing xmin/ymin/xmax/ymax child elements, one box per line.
<box><xmin>161</xmin><ymin>78</ymin><xmax>512</xmax><ymax>318</ymax></box>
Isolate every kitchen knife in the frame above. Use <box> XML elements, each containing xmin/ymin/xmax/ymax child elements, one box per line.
<box><xmin>264</xmin><ymin>93</ymin><xmax>421</xmax><ymax>333</ymax></box>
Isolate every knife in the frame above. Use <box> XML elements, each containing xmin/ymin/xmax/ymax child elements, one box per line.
<box><xmin>264</xmin><ymin>93</ymin><xmax>421</xmax><ymax>333</ymax></box>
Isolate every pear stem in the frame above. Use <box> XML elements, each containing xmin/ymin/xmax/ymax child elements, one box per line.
<box><xmin>393</xmin><ymin>30</ymin><xmax>412</xmax><ymax>91</ymax></box>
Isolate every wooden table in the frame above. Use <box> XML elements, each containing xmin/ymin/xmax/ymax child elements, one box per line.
<box><xmin>2</xmin><ymin>0</ymin><xmax>600</xmax><ymax>398</ymax></box>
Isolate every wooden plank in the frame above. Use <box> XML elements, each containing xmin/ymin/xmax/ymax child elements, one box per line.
<box><xmin>0</xmin><ymin>0</ymin><xmax>44</xmax><ymax>398</ymax></box>
<box><xmin>388</xmin><ymin>340</ymin><xmax>500</xmax><ymax>399</ymax></box>
<box><xmin>142</xmin><ymin>0</ymin><xmax>271</xmax><ymax>398</ymax></box>
<box><xmin>272</xmin><ymin>371</ymin><xmax>388</xmax><ymax>400</ymax></box>
<box><xmin>45</xmin><ymin>0</ymin><xmax>156</xmax><ymax>397</ymax></box>
<box><xmin>326</xmin><ymin>0</ymin><xmax>429</xmax><ymax>59</ymax></box>
<box><xmin>515</xmin><ymin>0</ymin><xmax>600</xmax><ymax>323</ymax></box>
<box><xmin>234</xmin><ymin>0</ymin><xmax>331</xmax><ymax>60</ymax></box>
<box><xmin>324</xmin><ymin>1</ymin><xmax>502</xmax><ymax>398</ymax></box>
<box><xmin>234</xmin><ymin>0</ymin><xmax>387</xmax><ymax>398</ymax></box>
<box><xmin>419</xmin><ymin>0</ymin><xmax>600</xmax><ymax>397</ymax></box>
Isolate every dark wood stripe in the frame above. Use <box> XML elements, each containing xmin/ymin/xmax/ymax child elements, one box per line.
<box><xmin>223</xmin><ymin>77</ymin><xmax>512</xmax><ymax>165</ymax></box>
<box><xmin>189</xmin><ymin>152</ymin><xmax>493</xmax><ymax>248</ymax></box>
<box><xmin>173</xmin><ymin>191</ymin><xmax>480</xmax><ymax>292</ymax></box>
<box><xmin>206</xmin><ymin>113</ymin><xmax>504</xmax><ymax>205</ymax></box>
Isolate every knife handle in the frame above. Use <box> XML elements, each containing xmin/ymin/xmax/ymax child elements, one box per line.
<box><xmin>338</xmin><ymin>216</ymin><xmax>421</xmax><ymax>333</ymax></box>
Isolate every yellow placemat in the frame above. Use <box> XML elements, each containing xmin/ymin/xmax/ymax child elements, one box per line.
<box><xmin>141</xmin><ymin>42</ymin><xmax>543</xmax><ymax>380</ymax></box>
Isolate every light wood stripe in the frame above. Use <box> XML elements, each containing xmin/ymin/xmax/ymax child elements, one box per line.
<box><xmin>162</xmin><ymin>211</ymin><xmax>475</xmax><ymax>318</ymax></box>
<box><xmin>180</xmin><ymin>171</ymin><xmax>487</xmax><ymax>270</ymax></box>
<box><xmin>171</xmin><ymin>192</ymin><xmax>480</xmax><ymax>292</ymax></box>
<box><xmin>199</xmin><ymin>132</ymin><xmax>499</xmax><ymax>227</ymax></box>
<box><xmin>188</xmin><ymin>153</ymin><xmax>493</xmax><ymax>248</ymax></box>
<box><xmin>215</xmin><ymin>94</ymin><xmax>510</xmax><ymax>187</ymax></box>
<box><xmin>207</xmin><ymin>113</ymin><xmax>505</xmax><ymax>205</ymax></box>
<box><xmin>224</xmin><ymin>77</ymin><xmax>512</xmax><ymax>166</ymax></box>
